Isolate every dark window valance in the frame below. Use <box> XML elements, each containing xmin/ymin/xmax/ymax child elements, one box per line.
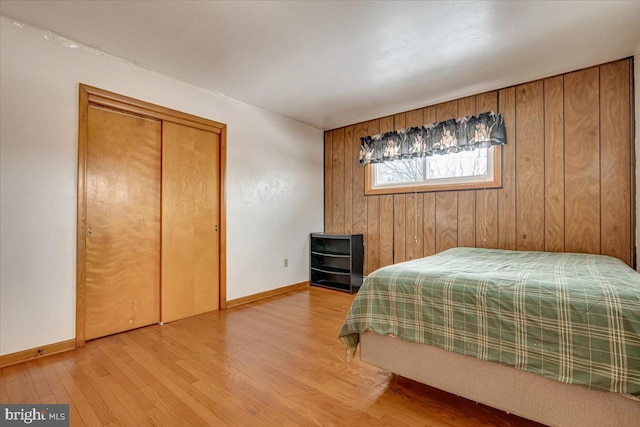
<box><xmin>359</xmin><ymin>111</ymin><xmax>507</xmax><ymax>165</ymax></box>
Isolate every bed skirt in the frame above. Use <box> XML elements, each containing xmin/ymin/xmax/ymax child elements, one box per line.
<box><xmin>360</xmin><ymin>332</ymin><xmax>640</xmax><ymax>427</ymax></box>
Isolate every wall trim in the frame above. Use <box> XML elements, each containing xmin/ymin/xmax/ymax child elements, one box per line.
<box><xmin>226</xmin><ymin>281</ymin><xmax>310</xmax><ymax>308</ymax></box>
<box><xmin>0</xmin><ymin>339</ymin><xmax>76</xmax><ymax>368</ymax></box>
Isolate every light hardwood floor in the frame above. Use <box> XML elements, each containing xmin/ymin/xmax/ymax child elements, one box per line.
<box><xmin>0</xmin><ymin>287</ymin><xmax>541</xmax><ymax>426</ymax></box>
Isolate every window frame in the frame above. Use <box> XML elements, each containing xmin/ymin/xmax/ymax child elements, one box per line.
<box><xmin>364</xmin><ymin>145</ymin><xmax>502</xmax><ymax>195</ymax></box>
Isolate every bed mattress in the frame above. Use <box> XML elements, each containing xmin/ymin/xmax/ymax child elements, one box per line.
<box><xmin>339</xmin><ymin>248</ymin><xmax>640</xmax><ymax>396</ymax></box>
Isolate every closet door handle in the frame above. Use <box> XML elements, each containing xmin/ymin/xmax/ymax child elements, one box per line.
<box><xmin>214</xmin><ymin>225</ymin><xmax>218</xmax><ymax>232</ymax></box>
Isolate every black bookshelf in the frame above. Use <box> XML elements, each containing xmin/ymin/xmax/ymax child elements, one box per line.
<box><xmin>310</xmin><ymin>233</ymin><xmax>364</xmax><ymax>293</ymax></box>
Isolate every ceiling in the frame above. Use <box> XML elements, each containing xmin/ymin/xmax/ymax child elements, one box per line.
<box><xmin>2</xmin><ymin>1</ymin><xmax>640</xmax><ymax>130</ymax></box>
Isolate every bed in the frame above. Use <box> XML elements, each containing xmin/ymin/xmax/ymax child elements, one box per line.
<box><xmin>339</xmin><ymin>248</ymin><xmax>640</xmax><ymax>426</ymax></box>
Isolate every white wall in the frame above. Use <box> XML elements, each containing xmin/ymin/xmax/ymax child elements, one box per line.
<box><xmin>636</xmin><ymin>40</ymin><xmax>640</xmax><ymax>271</ymax></box>
<box><xmin>0</xmin><ymin>16</ymin><xmax>324</xmax><ymax>355</ymax></box>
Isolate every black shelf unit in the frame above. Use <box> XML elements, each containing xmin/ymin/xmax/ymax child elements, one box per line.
<box><xmin>310</xmin><ymin>233</ymin><xmax>364</xmax><ymax>293</ymax></box>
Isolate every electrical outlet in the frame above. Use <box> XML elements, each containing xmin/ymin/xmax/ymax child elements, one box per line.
<box><xmin>283</xmin><ymin>258</ymin><xmax>288</xmax><ymax>268</ymax></box>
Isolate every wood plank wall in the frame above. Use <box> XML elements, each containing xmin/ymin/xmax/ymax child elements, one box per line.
<box><xmin>324</xmin><ymin>58</ymin><xmax>635</xmax><ymax>274</ymax></box>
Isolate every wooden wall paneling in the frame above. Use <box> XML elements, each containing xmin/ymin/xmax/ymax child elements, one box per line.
<box><xmin>423</xmin><ymin>107</ymin><xmax>437</xmax><ymax>257</ymax></box>
<box><xmin>405</xmin><ymin>193</ymin><xmax>424</xmax><ymax>260</ymax></box>
<box><xmin>379</xmin><ymin>116</ymin><xmax>395</xmax><ymax>267</ymax></box>
<box><xmin>435</xmin><ymin>101</ymin><xmax>459</xmax><ymax>252</ymax></box>
<box><xmin>498</xmin><ymin>87</ymin><xmax>517</xmax><ymax>250</ymax></box>
<box><xmin>543</xmin><ymin>76</ymin><xmax>565</xmax><ymax>252</ymax></box>
<box><xmin>564</xmin><ymin>67</ymin><xmax>601</xmax><ymax>255</ymax></box>
<box><xmin>435</xmin><ymin>192</ymin><xmax>458</xmax><ymax>253</ymax></box>
<box><xmin>366</xmin><ymin>120</ymin><xmax>381</xmax><ymax>274</ymax></box>
<box><xmin>380</xmin><ymin>116</ymin><xmax>394</xmax><ymax>133</ymax></box>
<box><xmin>405</xmin><ymin>109</ymin><xmax>425</xmax><ymax>259</ymax></box>
<box><xmin>456</xmin><ymin>96</ymin><xmax>477</xmax><ymax>248</ymax></box>
<box><xmin>599</xmin><ymin>60</ymin><xmax>632</xmax><ymax>265</ymax></box>
<box><xmin>423</xmin><ymin>105</ymin><xmax>436</xmax><ymax>127</ymax></box>
<box><xmin>379</xmin><ymin>195</ymin><xmax>394</xmax><ymax>268</ymax></box>
<box><xmin>475</xmin><ymin>92</ymin><xmax>499</xmax><ymax>248</ymax></box>
<box><xmin>405</xmin><ymin>108</ymin><xmax>424</xmax><ymax>127</ymax></box>
<box><xmin>323</xmin><ymin>59</ymin><xmax>633</xmax><ymax>268</ymax></box>
<box><xmin>352</xmin><ymin>123</ymin><xmax>368</xmax><ymax>240</ymax></box>
<box><xmin>366</xmin><ymin>196</ymin><xmax>380</xmax><ymax>275</ymax></box>
<box><xmin>393</xmin><ymin>113</ymin><xmax>407</xmax><ymax>264</ymax></box>
<box><xmin>324</xmin><ymin>131</ymin><xmax>333</xmax><ymax>234</ymax></box>
<box><xmin>476</xmin><ymin>189</ymin><xmax>498</xmax><ymax>248</ymax></box>
<box><xmin>423</xmin><ymin>193</ymin><xmax>436</xmax><ymax>256</ymax></box>
<box><xmin>515</xmin><ymin>81</ymin><xmax>545</xmax><ymax>251</ymax></box>
<box><xmin>393</xmin><ymin>195</ymin><xmax>406</xmax><ymax>263</ymax></box>
<box><xmin>344</xmin><ymin>126</ymin><xmax>354</xmax><ymax>234</ymax></box>
<box><xmin>331</xmin><ymin>128</ymin><xmax>346</xmax><ymax>234</ymax></box>
<box><xmin>394</xmin><ymin>113</ymin><xmax>406</xmax><ymax>128</ymax></box>
<box><xmin>436</xmin><ymin>100</ymin><xmax>458</xmax><ymax>121</ymax></box>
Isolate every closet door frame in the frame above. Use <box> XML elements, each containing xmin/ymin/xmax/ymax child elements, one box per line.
<box><xmin>76</xmin><ymin>83</ymin><xmax>228</xmax><ymax>347</ymax></box>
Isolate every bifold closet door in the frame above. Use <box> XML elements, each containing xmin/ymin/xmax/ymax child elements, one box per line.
<box><xmin>85</xmin><ymin>105</ymin><xmax>161</xmax><ymax>340</ymax></box>
<box><xmin>161</xmin><ymin>122</ymin><xmax>220</xmax><ymax>323</ymax></box>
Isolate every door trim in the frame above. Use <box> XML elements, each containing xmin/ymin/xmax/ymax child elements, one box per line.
<box><xmin>76</xmin><ymin>84</ymin><xmax>228</xmax><ymax>346</ymax></box>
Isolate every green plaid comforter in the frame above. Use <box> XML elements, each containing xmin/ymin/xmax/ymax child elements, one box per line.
<box><xmin>339</xmin><ymin>248</ymin><xmax>640</xmax><ymax>396</ymax></box>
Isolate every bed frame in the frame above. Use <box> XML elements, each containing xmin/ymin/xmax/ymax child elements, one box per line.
<box><xmin>360</xmin><ymin>332</ymin><xmax>640</xmax><ymax>427</ymax></box>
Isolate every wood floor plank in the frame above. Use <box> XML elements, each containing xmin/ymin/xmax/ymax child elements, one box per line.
<box><xmin>0</xmin><ymin>288</ymin><xmax>541</xmax><ymax>427</ymax></box>
<box><xmin>117</xmin><ymin>335</ymin><xmax>224</xmax><ymax>426</ymax></box>
<box><xmin>39</xmin><ymin>357</ymin><xmax>62</xmax><ymax>386</ymax></box>
<box><xmin>85</xmin><ymin>344</ymin><xmax>155</xmax><ymax>411</ymax></box>
<box><xmin>101</xmin><ymin>374</ymin><xmax>156</xmax><ymax>427</ymax></box>
<box><xmin>39</xmin><ymin>393</ymin><xmax>57</xmax><ymax>404</ymax></box>
<box><xmin>58</xmin><ymin>377</ymin><xmax>103</xmax><ymax>427</ymax></box>
<box><xmin>4</xmin><ymin>365</ymin><xmax>23</xmax><ymax>403</ymax></box>
<box><xmin>0</xmin><ymin>368</ymin><xmax>10</xmax><ymax>403</ymax></box>
<box><xmin>49</xmin><ymin>381</ymin><xmax>86</xmax><ymax>427</ymax></box>
<box><xmin>63</xmin><ymin>358</ymin><xmax>117</xmax><ymax>425</ymax></box>
<box><xmin>16</xmin><ymin>363</ymin><xmax>40</xmax><ymax>403</ymax></box>
<box><xmin>28</xmin><ymin>362</ymin><xmax>53</xmax><ymax>399</ymax></box>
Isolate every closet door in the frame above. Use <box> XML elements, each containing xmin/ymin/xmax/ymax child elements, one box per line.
<box><xmin>162</xmin><ymin>122</ymin><xmax>220</xmax><ymax>322</ymax></box>
<box><xmin>85</xmin><ymin>105</ymin><xmax>161</xmax><ymax>340</ymax></box>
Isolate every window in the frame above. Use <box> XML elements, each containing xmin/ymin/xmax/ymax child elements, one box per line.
<box><xmin>365</xmin><ymin>146</ymin><xmax>501</xmax><ymax>195</ymax></box>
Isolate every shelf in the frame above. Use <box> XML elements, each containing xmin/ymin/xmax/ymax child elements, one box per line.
<box><xmin>311</xmin><ymin>250</ymin><xmax>350</xmax><ymax>258</ymax></box>
<box><xmin>311</xmin><ymin>280</ymin><xmax>351</xmax><ymax>292</ymax></box>
<box><xmin>311</xmin><ymin>266</ymin><xmax>350</xmax><ymax>275</ymax></box>
<box><xmin>310</xmin><ymin>233</ymin><xmax>363</xmax><ymax>294</ymax></box>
